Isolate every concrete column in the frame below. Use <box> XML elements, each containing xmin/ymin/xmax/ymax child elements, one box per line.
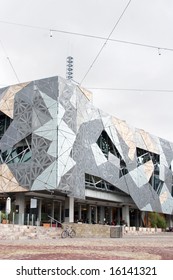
<box><xmin>87</xmin><ymin>205</ymin><xmax>91</xmax><ymax>223</ymax></box>
<box><xmin>122</xmin><ymin>205</ymin><xmax>130</xmax><ymax>226</ymax></box>
<box><xmin>91</xmin><ymin>206</ymin><xmax>97</xmax><ymax>223</ymax></box>
<box><xmin>64</xmin><ymin>196</ymin><xmax>74</xmax><ymax>223</ymax></box>
<box><xmin>166</xmin><ymin>214</ymin><xmax>173</xmax><ymax>227</ymax></box>
<box><xmin>141</xmin><ymin>211</ymin><xmax>145</xmax><ymax>227</ymax></box>
<box><xmin>64</xmin><ymin>197</ymin><xmax>69</xmax><ymax>222</ymax></box>
<box><xmin>171</xmin><ymin>215</ymin><xmax>173</xmax><ymax>227</ymax></box>
<box><xmin>15</xmin><ymin>193</ymin><xmax>25</xmax><ymax>225</ymax></box>
<box><xmin>59</xmin><ymin>202</ymin><xmax>62</xmax><ymax>223</ymax></box>
<box><xmin>170</xmin><ymin>215</ymin><xmax>173</xmax><ymax>227</ymax></box>
<box><xmin>135</xmin><ymin>210</ymin><xmax>140</xmax><ymax>227</ymax></box>
<box><xmin>95</xmin><ymin>206</ymin><xmax>98</xmax><ymax>224</ymax></box>
<box><xmin>51</xmin><ymin>201</ymin><xmax>54</xmax><ymax>218</ymax></box>
<box><xmin>99</xmin><ymin>206</ymin><xmax>105</xmax><ymax>224</ymax></box>
<box><xmin>78</xmin><ymin>204</ymin><xmax>82</xmax><ymax>221</ymax></box>
<box><xmin>38</xmin><ymin>199</ymin><xmax>42</xmax><ymax>223</ymax></box>
<box><xmin>69</xmin><ymin>196</ymin><xmax>74</xmax><ymax>223</ymax></box>
<box><xmin>109</xmin><ymin>207</ymin><xmax>113</xmax><ymax>224</ymax></box>
<box><xmin>116</xmin><ymin>207</ymin><xmax>121</xmax><ymax>225</ymax></box>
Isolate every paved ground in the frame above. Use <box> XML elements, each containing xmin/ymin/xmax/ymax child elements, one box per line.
<box><xmin>0</xmin><ymin>233</ymin><xmax>173</xmax><ymax>260</ymax></box>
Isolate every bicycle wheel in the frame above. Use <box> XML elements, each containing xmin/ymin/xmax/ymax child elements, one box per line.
<box><xmin>61</xmin><ymin>230</ymin><xmax>68</xmax><ymax>238</ymax></box>
<box><xmin>69</xmin><ymin>229</ymin><xmax>76</xmax><ymax>238</ymax></box>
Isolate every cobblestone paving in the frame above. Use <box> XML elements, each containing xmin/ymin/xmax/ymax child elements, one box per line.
<box><xmin>0</xmin><ymin>234</ymin><xmax>173</xmax><ymax>260</ymax></box>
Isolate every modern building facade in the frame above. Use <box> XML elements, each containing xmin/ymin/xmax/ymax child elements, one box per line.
<box><xmin>0</xmin><ymin>76</ymin><xmax>173</xmax><ymax>226</ymax></box>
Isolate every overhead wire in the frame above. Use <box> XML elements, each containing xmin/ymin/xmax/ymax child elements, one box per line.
<box><xmin>0</xmin><ymin>19</ymin><xmax>173</xmax><ymax>53</ymax></box>
<box><xmin>87</xmin><ymin>87</ymin><xmax>173</xmax><ymax>93</ymax></box>
<box><xmin>0</xmin><ymin>2</ymin><xmax>173</xmax><ymax>87</ymax></box>
<box><xmin>0</xmin><ymin>39</ymin><xmax>20</xmax><ymax>83</ymax></box>
<box><xmin>80</xmin><ymin>0</ymin><xmax>132</xmax><ymax>85</ymax></box>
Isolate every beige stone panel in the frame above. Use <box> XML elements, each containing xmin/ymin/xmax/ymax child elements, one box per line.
<box><xmin>0</xmin><ymin>164</ymin><xmax>14</xmax><ymax>180</ymax></box>
<box><xmin>0</xmin><ymin>82</ymin><xmax>30</xmax><ymax>118</ymax></box>
<box><xmin>143</xmin><ymin>160</ymin><xmax>154</xmax><ymax>181</ymax></box>
<box><xmin>159</xmin><ymin>191</ymin><xmax>168</xmax><ymax>204</ymax></box>
<box><xmin>0</xmin><ymin>177</ymin><xmax>9</xmax><ymax>192</ymax></box>
<box><xmin>126</xmin><ymin>140</ymin><xmax>136</xmax><ymax>160</ymax></box>
<box><xmin>4</xmin><ymin>180</ymin><xmax>28</xmax><ymax>193</ymax></box>
<box><xmin>0</xmin><ymin>164</ymin><xmax>4</xmax><ymax>176</ymax></box>
<box><xmin>0</xmin><ymin>164</ymin><xmax>28</xmax><ymax>193</ymax></box>
<box><xmin>138</xmin><ymin>129</ymin><xmax>159</xmax><ymax>154</ymax></box>
<box><xmin>111</xmin><ymin>116</ymin><xmax>122</xmax><ymax>127</ymax></box>
<box><xmin>118</xmin><ymin>121</ymin><xmax>129</xmax><ymax>135</ymax></box>
<box><xmin>112</xmin><ymin>117</ymin><xmax>136</xmax><ymax>160</ymax></box>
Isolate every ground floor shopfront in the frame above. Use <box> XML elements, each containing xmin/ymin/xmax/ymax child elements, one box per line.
<box><xmin>0</xmin><ymin>190</ymin><xmax>172</xmax><ymax>228</ymax></box>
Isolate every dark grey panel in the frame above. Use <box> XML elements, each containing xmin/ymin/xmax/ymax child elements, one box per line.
<box><xmin>34</xmin><ymin>76</ymin><xmax>58</xmax><ymax>100</ymax></box>
<box><xmin>32</xmin><ymin>89</ymin><xmax>52</xmax><ymax>120</ymax></box>
<box><xmin>8</xmin><ymin>163</ymin><xmax>31</xmax><ymax>187</ymax></box>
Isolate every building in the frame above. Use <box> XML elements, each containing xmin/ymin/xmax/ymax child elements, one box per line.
<box><xmin>0</xmin><ymin>76</ymin><xmax>173</xmax><ymax>226</ymax></box>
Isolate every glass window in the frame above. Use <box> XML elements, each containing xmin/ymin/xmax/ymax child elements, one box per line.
<box><xmin>0</xmin><ymin>112</ymin><xmax>12</xmax><ymax>139</ymax></box>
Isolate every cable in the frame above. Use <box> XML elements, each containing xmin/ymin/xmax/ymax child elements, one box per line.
<box><xmin>6</xmin><ymin>57</ymin><xmax>20</xmax><ymax>83</ymax></box>
<box><xmin>87</xmin><ymin>87</ymin><xmax>173</xmax><ymax>93</ymax></box>
<box><xmin>0</xmin><ymin>19</ymin><xmax>173</xmax><ymax>53</ymax></box>
<box><xmin>80</xmin><ymin>0</ymin><xmax>132</xmax><ymax>85</ymax></box>
<box><xmin>0</xmin><ymin>20</ymin><xmax>46</xmax><ymax>31</ymax></box>
<box><xmin>0</xmin><ymin>39</ymin><xmax>20</xmax><ymax>83</ymax></box>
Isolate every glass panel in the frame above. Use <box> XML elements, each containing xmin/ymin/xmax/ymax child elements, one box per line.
<box><xmin>85</xmin><ymin>173</ymin><xmax>127</xmax><ymax>195</ymax></box>
<box><xmin>0</xmin><ymin>112</ymin><xmax>12</xmax><ymax>139</ymax></box>
<box><xmin>96</xmin><ymin>130</ymin><xmax>128</xmax><ymax>177</ymax></box>
<box><xmin>0</xmin><ymin>134</ymin><xmax>32</xmax><ymax>164</ymax></box>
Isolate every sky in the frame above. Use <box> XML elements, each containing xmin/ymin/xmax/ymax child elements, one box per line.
<box><xmin>0</xmin><ymin>0</ymin><xmax>173</xmax><ymax>142</ymax></box>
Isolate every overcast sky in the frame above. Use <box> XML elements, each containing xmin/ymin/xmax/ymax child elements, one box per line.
<box><xmin>0</xmin><ymin>0</ymin><xmax>173</xmax><ymax>142</ymax></box>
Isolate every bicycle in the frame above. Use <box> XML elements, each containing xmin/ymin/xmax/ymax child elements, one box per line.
<box><xmin>61</xmin><ymin>225</ymin><xmax>76</xmax><ymax>238</ymax></box>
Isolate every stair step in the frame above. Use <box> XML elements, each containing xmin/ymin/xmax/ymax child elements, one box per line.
<box><xmin>0</xmin><ymin>224</ymin><xmax>62</xmax><ymax>240</ymax></box>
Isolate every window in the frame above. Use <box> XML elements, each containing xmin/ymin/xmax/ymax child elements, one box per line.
<box><xmin>0</xmin><ymin>134</ymin><xmax>32</xmax><ymax>164</ymax></box>
<box><xmin>136</xmin><ymin>148</ymin><xmax>163</xmax><ymax>195</ymax></box>
<box><xmin>85</xmin><ymin>173</ymin><xmax>127</xmax><ymax>195</ymax></box>
<box><xmin>0</xmin><ymin>112</ymin><xmax>12</xmax><ymax>140</ymax></box>
<box><xmin>136</xmin><ymin>147</ymin><xmax>160</xmax><ymax>166</ymax></box>
<box><xmin>96</xmin><ymin>130</ymin><xmax>128</xmax><ymax>177</ymax></box>
<box><xmin>97</xmin><ymin>130</ymin><xmax>120</xmax><ymax>159</ymax></box>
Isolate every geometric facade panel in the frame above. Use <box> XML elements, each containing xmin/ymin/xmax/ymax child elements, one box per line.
<box><xmin>0</xmin><ymin>164</ymin><xmax>28</xmax><ymax>192</ymax></box>
<box><xmin>1</xmin><ymin>76</ymin><xmax>173</xmax><ymax>215</ymax></box>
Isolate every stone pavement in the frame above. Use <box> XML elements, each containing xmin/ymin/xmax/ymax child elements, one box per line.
<box><xmin>0</xmin><ymin>233</ymin><xmax>173</xmax><ymax>260</ymax></box>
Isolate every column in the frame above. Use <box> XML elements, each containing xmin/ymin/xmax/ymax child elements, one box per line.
<box><xmin>69</xmin><ymin>196</ymin><xmax>74</xmax><ymax>223</ymax></box>
<box><xmin>64</xmin><ymin>197</ymin><xmax>69</xmax><ymax>222</ymax></box>
<box><xmin>38</xmin><ymin>199</ymin><xmax>42</xmax><ymax>225</ymax></box>
<box><xmin>99</xmin><ymin>206</ymin><xmax>105</xmax><ymax>224</ymax></box>
<box><xmin>166</xmin><ymin>214</ymin><xmax>173</xmax><ymax>227</ymax></box>
<box><xmin>59</xmin><ymin>202</ymin><xmax>62</xmax><ymax>223</ymax></box>
<box><xmin>64</xmin><ymin>196</ymin><xmax>74</xmax><ymax>223</ymax></box>
<box><xmin>109</xmin><ymin>207</ymin><xmax>113</xmax><ymax>224</ymax></box>
<box><xmin>87</xmin><ymin>205</ymin><xmax>91</xmax><ymax>223</ymax></box>
<box><xmin>78</xmin><ymin>204</ymin><xmax>82</xmax><ymax>221</ymax></box>
<box><xmin>135</xmin><ymin>209</ymin><xmax>140</xmax><ymax>227</ymax></box>
<box><xmin>51</xmin><ymin>201</ymin><xmax>55</xmax><ymax>218</ymax></box>
<box><xmin>15</xmin><ymin>193</ymin><xmax>25</xmax><ymax>225</ymax></box>
<box><xmin>116</xmin><ymin>207</ymin><xmax>121</xmax><ymax>225</ymax></box>
<box><xmin>91</xmin><ymin>206</ymin><xmax>97</xmax><ymax>224</ymax></box>
<box><xmin>95</xmin><ymin>206</ymin><xmax>98</xmax><ymax>224</ymax></box>
<box><xmin>122</xmin><ymin>205</ymin><xmax>130</xmax><ymax>226</ymax></box>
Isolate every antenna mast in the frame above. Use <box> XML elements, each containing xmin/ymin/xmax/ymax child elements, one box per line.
<box><xmin>66</xmin><ymin>56</ymin><xmax>74</xmax><ymax>80</ymax></box>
